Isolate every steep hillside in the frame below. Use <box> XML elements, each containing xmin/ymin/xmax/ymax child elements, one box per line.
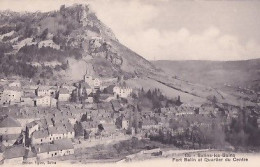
<box><xmin>0</xmin><ymin>4</ymin><xmax>157</xmax><ymax>81</ymax></box>
<box><xmin>0</xmin><ymin>4</ymin><xmax>257</xmax><ymax>107</ymax></box>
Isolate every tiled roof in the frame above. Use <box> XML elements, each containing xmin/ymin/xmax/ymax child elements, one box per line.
<box><xmin>81</xmin><ymin>121</ymin><xmax>98</xmax><ymax>129</ymax></box>
<box><xmin>0</xmin><ymin>116</ymin><xmax>21</xmax><ymax>128</ymax></box>
<box><xmin>37</xmin><ymin>86</ymin><xmax>51</xmax><ymax>90</ymax></box>
<box><xmin>26</xmin><ymin>121</ymin><xmax>38</xmax><ymax>129</ymax></box>
<box><xmin>0</xmin><ymin>143</ymin><xmax>5</xmax><ymax>153</ymax></box>
<box><xmin>48</xmin><ymin>126</ymin><xmax>67</xmax><ymax>135</ymax></box>
<box><xmin>34</xmin><ymin>139</ymin><xmax>73</xmax><ymax>153</ymax></box>
<box><xmin>1</xmin><ymin>134</ymin><xmax>20</xmax><ymax>140</ymax></box>
<box><xmin>59</xmin><ymin>88</ymin><xmax>70</xmax><ymax>94</ymax></box>
<box><xmin>24</xmin><ymin>149</ymin><xmax>37</xmax><ymax>158</ymax></box>
<box><xmin>4</xmin><ymin>86</ymin><xmax>22</xmax><ymax>92</ymax></box>
<box><xmin>54</xmin><ymin>139</ymin><xmax>74</xmax><ymax>150</ymax></box>
<box><xmin>32</xmin><ymin>129</ymin><xmax>49</xmax><ymax>139</ymax></box>
<box><xmin>4</xmin><ymin>145</ymin><xmax>26</xmax><ymax>159</ymax></box>
<box><xmin>64</xmin><ymin>123</ymin><xmax>74</xmax><ymax>132</ymax></box>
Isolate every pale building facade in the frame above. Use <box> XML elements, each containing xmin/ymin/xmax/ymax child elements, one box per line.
<box><xmin>113</xmin><ymin>86</ymin><xmax>132</xmax><ymax>98</ymax></box>
<box><xmin>1</xmin><ymin>88</ymin><xmax>23</xmax><ymax>104</ymax></box>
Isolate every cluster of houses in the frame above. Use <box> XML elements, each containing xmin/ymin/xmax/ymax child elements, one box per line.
<box><xmin>0</xmin><ymin>67</ymin><xmax>134</xmax><ymax>108</ymax></box>
<box><xmin>2</xmin><ymin>70</ymin><xmax>258</xmax><ymax>164</ymax></box>
<box><xmin>0</xmin><ymin>70</ymin><xmax>136</xmax><ymax>164</ymax></box>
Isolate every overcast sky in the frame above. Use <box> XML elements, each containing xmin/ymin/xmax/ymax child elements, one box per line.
<box><xmin>0</xmin><ymin>0</ymin><xmax>260</xmax><ymax>61</ymax></box>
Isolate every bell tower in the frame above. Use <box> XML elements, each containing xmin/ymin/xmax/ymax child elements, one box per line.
<box><xmin>84</xmin><ymin>65</ymin><xmax>93</xmax><ymax>83</ymax></box>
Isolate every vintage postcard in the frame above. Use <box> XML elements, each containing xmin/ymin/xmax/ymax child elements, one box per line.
<box><xmin>0</xmin><ymin>0</ymin><xmax>259</xmax><ymax>167</ymax></box>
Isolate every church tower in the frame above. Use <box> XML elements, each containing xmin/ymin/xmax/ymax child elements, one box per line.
<box><xmin>84</xmin><ymin>65</ymin><xmax>93</xmax><ymax>83</ymax></box>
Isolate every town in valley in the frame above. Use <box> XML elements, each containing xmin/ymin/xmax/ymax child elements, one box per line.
<box><xmin>0</xmin><ymin>2</ymin><xmax>260</xmax><ymax>165</ymax></box>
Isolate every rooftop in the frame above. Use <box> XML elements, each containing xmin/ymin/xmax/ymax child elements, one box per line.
<box><xmin>4</xmin><ymin>145</ymin><xmax>26</xmax><ymax>159</ymax></box>
<box><xmin>0</xmin><ymin>115</ymin><xmax>21</xmax><ymax>128</ymax></box>
<box><xmin>34</xmin><ymin>139</ymin><xmax>73</xmax><ymax>153</ymax></box>
<box><xmin>32</xmin><ymin>129</ymin><xmax>49</xmax><ymax>139</ymax></box>
<box><xmin>59</xmin><ymin>88</ymin><xmax>70</xmax><ymax>94</ymax></box>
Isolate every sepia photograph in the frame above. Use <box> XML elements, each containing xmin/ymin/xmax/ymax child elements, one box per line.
<box><xmin>0</xmin><ymin>0</ymin><xmax>259</xmax><ymax>166</ymax></box>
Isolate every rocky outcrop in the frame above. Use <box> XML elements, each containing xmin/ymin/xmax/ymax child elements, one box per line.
<box><xmin>0</xmin><ymin>4</ymin><xmax>157</xmax><ymax>79</ymax></box>
<box><xmin>88</xmin><ymin>37</ymin><xmax>123</xmax><ymax>66</ymax></box>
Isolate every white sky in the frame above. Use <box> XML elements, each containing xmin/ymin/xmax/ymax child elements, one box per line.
<box><xmin>0</xmin><ymin>0</ymin><xmax>260</xmax><ymax>61</ymax></box>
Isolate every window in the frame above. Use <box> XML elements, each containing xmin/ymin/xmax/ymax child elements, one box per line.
<box><xmin>55</xmin><ymin>153</ymin><xmax>57</xmax><ymax>155</ymax></box>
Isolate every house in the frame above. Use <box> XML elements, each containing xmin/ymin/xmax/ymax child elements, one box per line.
<box><xmin>85</xmin><ymin>96</ymin><xmax>94</xmax><ymax>103</ymax></box>
<box><xmin>26</xmin><ymin>121</ymin><xmax>40</xmax><ymax>138</ymax></box>
<box><xmin>81</xmin><ymin>121</ymin><xmax>99</xmax><ymax>132</ymax></box>
<box><xmin>93</xmin><ymin>78</ymin><xmax>101</xmax><ymax>88</ymax></box>
<box><xmin>33</xmin><ymin>139</ymin><xmax>74</xmax><ymax>160</ymax></box>
<box><xmin>35</xmin><ymin>96</ymin><xmax>51</xmax><ymax>107</ymax></box>
<box><xmin>113</xmin><ymin>86</ymin><xmax>132</xmax><ymax>98</ymax></box>
<box><xmin>1</xmin><ymin>87</ymin><xmax>23</xmax><ymax>105</ymax></box>
<box><xmin>8</xmin><ymin>81</ymin><xmax>21</xmax><ymax>88</ymax></box>
<box><xmin>122</xmin><ymin>119</ymin><xmax>130</xmax><ymax>130</ymax></box>
<box><xmin>45</xmin><ymin>118</ymin><xmax>54</xmax><ymax>127</ymax></box>
<box><xmin>21</xmin><ymin>96</ymin><xmax>35</xmax><ymax>106</ymax></box>
<box><xmin>36</xmin><ymin>86</ymin><xmax>50</xmax><ymax>97</ymax></box>
<box><xmin>80</xmin><ymin>82</ymin><xmax>92</xmax><ymax>95</ymax></box>
<box><xmin>48</xmin><ymin>126</ymin><xmax>74</xmax><ymax>141</ymax></box>
<box><xmin>0</xmin><ymin>115</ymin><xmax>22</xmax><ymax>136</ymax></box>
<box><xmin>58</xmin><ymin>88</ymin><xmax>70</xmax><ymax>101</ymax></box>
<box><xmin>3</xmin><ymin>145</ymin><xmax>26</xmax><ymax>164</ymax></box>
<box><xmin>38</xmin><ymin>40</ymin><xmax>60</xmax><ymax>50</ymax></box>
<box><xmin>1</xmin><ymin>134</ymin><xmax>21</xmax><ymax>146</ymax></box>
<box><xmin>48</xmin><ymin>86</ymin><xmax>57</xmax><ymax>97</ymax></box>
<box><xmin>50</xmin><ymin>97</ymin><xmax>57</xmax><ymax>107</ymax></box>
<box><xmin>103</xmin><ymin>123</ymin><xmax>117</xmax><ymax>135</ymax></box>
<box><xmin>32</xmin><ymin>119</ymin><xmax>51</xmax><ymax>130</ymax></box>
<box><xmin>111</xmin><ymin>100</ymin><xmax>122</xmax><ymax>112</ymax></box>
<box><xmin>83</xmin><ymin>68</ymin><xmax>102</xmax><ymax>90</ymax></box>
<box><xmin>142</xmin><ymin>119</ymin><xmax>159</xmax><ymax>130</ymax></box>
<box><xmin>64</xmin><ymin>123</ymin><xmax>75</xmax><ymax>139</ymax></box>
<box><xmin>31</xmin><ymin>130</ymin><xmax>49</xmax><ymax>145</ymax></box>
<box><xmin>100</xmin><ymin>94</ymin><xmax>115</xmax><ymax>102</ymax></box>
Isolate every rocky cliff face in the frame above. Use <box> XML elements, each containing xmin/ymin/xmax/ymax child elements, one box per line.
<box><xmin>0</xmin><ymin>4</ymin><xmax>157</xmax><ymax>80</ymax></box>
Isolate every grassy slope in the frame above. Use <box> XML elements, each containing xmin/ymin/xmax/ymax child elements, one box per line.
<box><xmin>126</xmin><ymin>77</ymin><xmax>206</xmax><ymax>106</ymax></box>
<box><xmin>152</xmin><ymin>59</ymin><xmax>260</xmax><ymax>90</ymax></box>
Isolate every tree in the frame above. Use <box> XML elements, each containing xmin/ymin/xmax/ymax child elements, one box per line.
<box><xmin>84</xmin><ymin>130</ymin><xmax>90</xmax><ymax>139</ymax></box>
<box><xmin>98</xmin><ymin>124</ymin><xmax>104</xmax><ymax>132</ymax></box>
<box><xmin>74</xmin><ymin>121</ymin><xmax>84</xmax><ymax>136</ymax></box>
<box><xmin>70</xmin><ymin>89</ymin><xmax>79</xmax><ymax>102</ymax></box>
<box><xmin>146</xmin><ymin>89</ymin><xmax>152</xmax><ymax>99</ymax></box>
<box><xmin>115</xmin><ymin>116</ymin><xmax>123</xmax><ymax>129</ymax></box>
<box><xmin>94</xmin><ymin>89</ymin><xmax>101</xmax><ymax>103</ymax></box>
<box><xmin>40</xmin><ymin>28</ymin><xmax>48</xmax><ymax>40</ymax></box>
<box><xmin>80</xmin><ymin>112</ymin><xmax>88</xmax><ymax>122</ymax></box>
